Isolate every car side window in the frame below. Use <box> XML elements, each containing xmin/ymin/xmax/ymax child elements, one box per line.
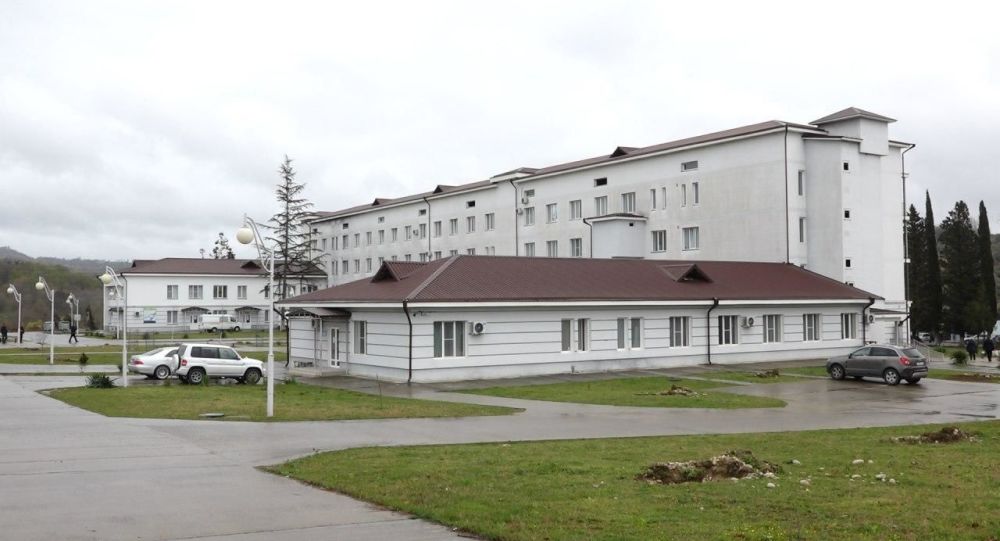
<box><xmin>195</xmin><ymin>347</ymin><xmax>219</xmax><ymax>359</ymax></box>
<box><xmin>166</xmin><ymin>349</ymin><xmax>178</xmax><ymax>357</ymax></box>
<box><xmin>219</xmin><ymin>348</ymin><xmax>240</xmax><ymax>360</ymax></box>
<box><xmin>871</xmin><ymin>347</ymin><xmax>894</xmax><ymax>357</ymax></box>
<box><xmin>851</xmin><ymin>347</ymin><xmax>870</xmax><ymax>357</ymax></box>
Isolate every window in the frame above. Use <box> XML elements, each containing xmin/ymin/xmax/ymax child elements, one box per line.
<box><xmin>652</xmin><ymin>230</ymin><xmax>667</xmax><ymax>252</ymax></box>
<box><xmin>391</xmin><ymin>228</ymin><xmax>398</xmax><ymax>242</ymax></box>
<box><xmin>466</xmin><ymin>216</ymin><xmax>476</xmax><ymax>233</ymax></box>
<box><xmin>561</xmin><ymin>319</ymin><xmax>572</xmax><ymax>352</ymax></box>
<box><xmin>377</xmin><ymin>216</ymin><xmax>385</xmax><ymax>223</ymax></box>
<box><xmin>353</xmin><ymin>259</ymin><xmax>360</xmax><ymax>273</ymax></box>
<box><xmin>342</xmin><ymin>234</ymin><xmax>348</xmax><ymax>248</ymax></box>
<box><xmin>523</xmin><ymin>189</ymin><xmax>535</xmax><ymax>198</ymax></box>
<box><xmin>594</xmin><ymin>196</ymin><xmax>608</xmax><ymax>216</ymax></box>
<box><xmin>433</xmin><ymin>221</ymin><xmax>442</xmax><ymax>237</ymax></box>
<box><xmin>799</xmin><ymin>217</ymin><xmax>807</xmax><ymax>243</ymax></box>
<box><xmin>449</xmin><ymin>250</ymin><xmax>458</xmax><ymax>256</ymax></box>
<box><xmin>681</xmin><ymin>160</ymin><xmax>698</xmax><ymax>172</ymax></box>
<box><xmin>419</xmin><ymin>223</ymin><xmax>427</xmax><ymax>239</ymax></box>
<box><xmin>378</xmin><ymin>256</ymin><xmax>384</xmax><ymax>265</ymax></box>
<box><xmin>617</xmin><ymin>317</ymin><xmax>642</xmax><ymax>349</ymax></box>
<box><xmin>418</xmin><ymin>208</ymin><xmax>427</xmax><ymax>216</ymax></box>
<box><xmin>167</xmin><ymin>285</ymin><xmax>178</xmax><ymax>300</ymax></box>
<box><xmin>167</xmin><ymin>311</ymin><xmax>178</xmax><ymax>324</ymax></box>
<box><xmin>433</xmin><ymin>321</ymin><xmax>466</xmax><ymax>357</ymax></box>
<box><xmin>692</xmin><ymin>182</ymin><xmax>699</xmax><ymax>205</ymax></box>
<box><xmin>764</xmin><ymin>315</ymin><xmax>782</xmax><ymax>343</ymax></box>
<box><xmin>841</xmin><ymin>313</ymin><xmax>858</xmax><ymax>339</ymax></box>
<box><xmin>434</xmin><ymin>251</ymin><xmax>442</xmax><ymax>259</ymax></box>
<box><xmin>621</xmin><ymin>192</ymin><xmax>636</xmax><ymax>213</ymax></box>
<box><xmin>404</xmin><ymin>254</ymin><xmax>412</xmax><ymax>261</ymax></box>
<box><xmin>718</xmin><ymin>315</ymin><xmax>739</xmax><ymax>345</ymax></box>
<box><xmin>466</xmin><ymin>248</ymin><xmax>476</xmax><ymax>255</ymax></box>
<box><xmin>378</xmin><ymin>230</ymin><xmax>385</xmax><ymax>244</ymax></box>
<box><xmin>354</xmin><ymin>321</ymin><xmax>367</xmax><ymax>354</ymax></box>
<box><xmin>594</xmin><ymin>177</ymin><xmax>607</xmax><ymax>187</ymax></box>
<box><xmin>321</xmin><ymin>238</ymin><xmax>327</xmax><ymax>251</ymax></box>
<box><xmin>843</xmin><ymin>209</ymin><xmax>851</xmax><ymax>220</ymax></box>
<box><xmin>682</xmin><ymin>227</ymin><xmax>699</xmax><ymax>250</ymax></box>
<box><xmin>570</xmin><ymin>238</ymin><xmax>583</xmax><ymax>257</ymax></box>
<box><xmin>366</xmin><ymin>231</ymin><xmax>372</xmax><ymax>245</ymax></box>
<box><xmin>405</xmin><ymin>225</ymin><xmax>412</xmax><ymax>240</ymax></box>
<box><xmin>631</xmin><ymin>317</ymin><xmax>642</xmax><ymax>348</ymax></box>
<box><xmin>524</xmin><ymin>207</ymin><xmax>535</xmax><ymax>226</ymax></box>
<box><xmin>681</xmin><ymin>184</ymin><xmax>687</xmax><ymax>206</ymax></box>
<box><xmin>466</xmin><ymin>200</ymin><xmax>476</xmax><ymax>208</ymax></box>
<box><xmin>650</xmin><ymin>189</ymin><xmax>657</xmax><ymax>211</ymax></box>
<box><xmin>420</xmin><ymin>253</ymin><xmax>428</xmax><ymax>262</ymax></box>
<box><xmin>797</xmin><ymin>170</ymin><xmax>805</xmax><ymax>196</ymax></box>
<box><xmin>342</xmin><ymin>222</ymin><xmax>349</xmax><ymax>229</ymax></box>
<box><xmin>449</xmin><ymin>218</ymin><xmax>458</xmax><ymax>235</ymax></box>
<box><xmin>341</xmin><ymin>260</ymin><xmax>348</xmax><ymax>275</ymax></box>
<box><xmin>353</xmin><ymin>233</ymin><xmax>360</xmax><ymax>247</ymax></box>
<box><xmin>842</xmin><ymin>161</ymin><xmax>851</xmax><ymax>172</ymax></box>
<box><xmin>333</xmin><ymin>236</ymin><xmax>339</xmax><ymax>250</ymax></box>
<box><xmin>546</xmin><ymin>240</ymin><xmax>558</xmax><ymax>257</ymax></box>
<box><xmin>661</xmin><ymin>187</ymin><xmax>667</xmax><ymax>209</ymax></box>
<box><xmin>212</xmin><ymin>285</ymin><xmax>227</xmax><ymax>299</ymax></box>
<box><xmin>365</xmin><ymin>258</ymin><xmax>372</xmax><ymax>272</ymax></box>
<box><xmin>524</xmin><ymin>242</ymin><xmax>535</xmax><ymax>257</ymax></box>
<box><xmin>391</xmin><ymin>255</ymin><xmax>399</xmax><ymax>260</ymax></box>
<box><xmin>484</xmin><ymin>246</ymin><xmax>495</xmax><ymax>255</ymax></box>
<box><xmin>485</xmin><ymin>213</ymin><xmax>495</xmax><ymax>231</ymax></box>
<box><xmin>570</xmin><ymin>199</ymin><xmax>582</xmax><ymax>220</ymax></box>
<box><xmin>803</xmin><ymin>314</ymin><xmax>821</xmax><ymax>341</ymax></box>
<box><xmin>669</xmin><ymin>317</ymin><xmax>689</xmax><ymax>347</ymax></box>
<box><xmin>188</xmin><ymin>285</ymin><xmax>203</xmax><ymax>300</ymax></box>
<box><xmin>546</xmin><ymin>203</ymin><xmax>558</xmax><ymax>223</ymax></box>
<box><xmin>237</xmin><ymin>285</ymin><xmax>247</xmax><ymax>300</ymax></box>
<box><xmin>577</xmin><ymin>318</ymin><xmax>589</xmax><ymax>351</ymax></box>
<box><xmin>845</xmin><ymin>258</ymin><xmax>852</xmax><ymax>269</ymax></box>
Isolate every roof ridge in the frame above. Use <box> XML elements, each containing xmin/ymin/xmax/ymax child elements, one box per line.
<box><xmin>406</xmin><ymin>256</ymin><xmax>460</xmax><ymax>300</ymax></box>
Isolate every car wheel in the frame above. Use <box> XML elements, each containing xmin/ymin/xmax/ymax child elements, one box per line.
<box><xmin>233</xmin><ymin>326</ymin><xmax>241</xmax><ymax>332</ymax></box>
<box><xmin>154</xmin><ymin>365</ymin><xmax>171</xmax><ymax>380</ymax></box>
<box><xmin>187</xmin><ymin>368</ymin><xmax>207</xmax><ymax>385</ymax></box>
<box><xmin>905</xmin><ymin>377</ymin><xmax>922</xmax><ymax>384</ymax></box>
<box><xmin>829</xmin><ymin>364</ymin><xmax>846</xmax><ymax>380</ymax></box>
<box><xmin>883</xmin><ymin>368</ymin><xmax>901</xmax><ymax>386</ymax></box>
<box><xmin>242</xmin><ymin>368</ymin><xmax>262</xmax><ymax>385</ymax></box>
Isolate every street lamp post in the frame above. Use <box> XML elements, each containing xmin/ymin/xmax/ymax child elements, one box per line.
<box><xmin>34</xmin><ymin>277</ymin><xmax>55</xmax><ymax>365</ymax></box>
<box><xmin>236</xmin><ymin>215</ymin><xmax>275</xmax><ymax>418</ymax></box>
<box><xmin>99</xmin><ymin>268</ymin><xmax>129</xmax><ymax>387</ymax></box>
<box><xmin>6</xmin><ymin>285</ymin><xmax>22</xmax><ymax>344</ymax></box>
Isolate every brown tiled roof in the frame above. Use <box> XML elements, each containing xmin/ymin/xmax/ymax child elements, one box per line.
<box><xmin>125</xmin><ymin>258</ymin><xmax>325</xmax><ymax>276</ymax></box>
<box><xmin>281</xmin><ymin>255</ymin><xmax>877</xmax><ymax>304</ymax></box>
<box><xmin>811</xmin><ymin>107</ymin><xmax>896</xmax><ymax>125</ymax></box>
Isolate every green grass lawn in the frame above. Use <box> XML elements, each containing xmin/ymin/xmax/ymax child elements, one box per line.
<box><xmin>269</xmin><ymin>421</ymin><xmax>1000</xmax><ymax>541</ymax></box>
<box><xmin>698</xmin><ymin>370</ymin><xmax>805</xmax><ymax>384</ymax></box>
<box><xmin>463</xmin><ymin>376</ymin><xmax>786</xmax><ymax>409</ymax></box>
<box><xmin>780</xmin><ymin>365</ymin><xmax>830</xmax><ymax>378</ymax></box>
<box><xmin>47</xmin><ymin>383</ymin><xmax>519</xmax><ymax>421</ymax></box>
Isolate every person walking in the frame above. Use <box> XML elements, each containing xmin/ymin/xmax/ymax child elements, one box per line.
<box><xmin>965</xmin><ymin>338</ymin><xmax>978</xmax><ymax>361</ymax></box>
<box><xmin>0</xmin><ymin>324</ymin><xmax>7</xmax><ymax>344</ymax></box>
<box><xmin>19</xmin><ymin>326</ymin><xmax>24</xmax><ymax>343</ymax></box>
<box><xmin>985</xmin><ymin>337</ymin><xmax>995</xmax><ymax>363</ymax></box>
<box><xmin>68</xmin><ymin>324</ymin><xmax>79</xmax><ymax>344</ymax></box>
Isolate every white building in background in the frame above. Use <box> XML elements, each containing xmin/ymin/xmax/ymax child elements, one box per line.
<box><xmin>310</xmin><ymin>107</ymin><xmax>913</xmax><ymax>343</ymax></box>
<box><xmin>102</xmin><ymin>258</ymin><xmax>327</xmax><ymax>334</ymax></box>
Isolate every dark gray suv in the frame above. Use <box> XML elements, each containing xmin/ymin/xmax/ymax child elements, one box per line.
<box><xmin>826</xmin><ymin>345</ymin><xmax>928</xmax><ymax>385</ymax></box>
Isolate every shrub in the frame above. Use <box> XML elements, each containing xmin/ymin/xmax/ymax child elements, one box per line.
<box><xmin>142</xmin><ymin>332</ymin><xmax>151</xmax><ymax>340</ymax></box>
<box><xmin>182</xmin><ymin>333</ymin><xmax>189</xmax><ymax>339</ymax></box>
<box><xmin>951</xmin><ymin>350</ymin><xmax>968</xmax><ymax>365</ymax></box>
<box><xmin>86</xmin><ymin>374</ymin><xmax>115</xmax><ymax>388</ymax></box>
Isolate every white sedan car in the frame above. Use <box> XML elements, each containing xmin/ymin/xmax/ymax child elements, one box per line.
<box><xmin>128</xmin><ymin>347</ymin><xmax>179</xmax><ymax>380</ymax></box>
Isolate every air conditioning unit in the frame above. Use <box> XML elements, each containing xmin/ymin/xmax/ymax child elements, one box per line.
<box><xmin>740</xmin><ymin>316</ymin><xmax>755</xmax><ymax>328</ymax></box>
<box><xmin>520</xmin><ymin>196</ymin><xmax>531</xmax><ymax>205</ymax></box>
<box><xmin>515</xmin><ymin>208</ymin><xmax>524</xmax><ymax>215</ymax></box>
<box><xmin>470</xmin><ymin>321</ymin><xmax>486</xmax><ymax>335</ymax></box>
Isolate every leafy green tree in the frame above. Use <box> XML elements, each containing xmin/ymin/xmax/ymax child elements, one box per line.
<box><xmin>923</xmin><ymin>192</ymin><xmax>943</xmax><ymax>337</ymax></box>
<box><xmin>906</xmin><ymin>204</ymin><xmax>928</xmax><ymax>335</ymax></box>
<box><xmin>939</xmin><ymin>201</ymin><xmax>985</xmax><ymax>335</ymax></box>
<box><xmin>976</xmin><ymin>201</ymin><xmax>997</xmax><ymax>326</ymax></box>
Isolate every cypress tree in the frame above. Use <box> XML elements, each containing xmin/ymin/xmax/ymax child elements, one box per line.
<box><xmin>906</xmin><ymin>205</ymin><xmax>927</xmax><ymax>334</ymax></box>
<box><xmin>923</xmin><ymin>192</ymin><xmax>943</xmax><ymax>337</ymax></box>
<box><xmin>939</xmin><ymin>201</ymin><xmax>984</xmax><ymax>336</ymax></box>
<box><xmin>977</xmin><ymin>201</ymin><xmax>998</xmax><ymax>325</ymax></box>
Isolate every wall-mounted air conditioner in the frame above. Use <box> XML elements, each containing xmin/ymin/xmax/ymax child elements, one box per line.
<box><xmin>740</xmin><ymin>316</ymin><xmax>755</xmax><ymax>328</ymax></box>
<box><xmin>470</xmin><ymin>322</ymin><xmax>486</xmax><ymax>335</ymax></box>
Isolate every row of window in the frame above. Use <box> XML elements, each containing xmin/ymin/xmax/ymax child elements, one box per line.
<box><xmin>326</xmin><ymin>214</ymin><xmax>498</xmax><ymax>252</ymax></box>
<box><xmin>162</xmin><ymin>283</ymin><xmax>316</xmax><ymax>300</ymax></box>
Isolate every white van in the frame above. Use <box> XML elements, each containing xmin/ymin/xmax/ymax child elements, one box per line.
<box><xmin>192</xmin><ymin>314</ymin><xmax>241</xmax><ymax>333</ymax></box>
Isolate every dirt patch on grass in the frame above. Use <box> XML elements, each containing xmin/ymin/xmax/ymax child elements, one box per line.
<box><xmin>753</xmin><ymin>369</ymin><xmax>781</xmax><ymax>378</ymax></box>
<box><xmin>638</xmin><ymin>450</ymin><xmax>781</xmax><ymax>484</ymax></box>
<box><xmin>636</xmin><ymin>384</ymin><xmax>701</xmax><ymax>397</ymax></box>
<box><xmin>891</xmin><ymin>427</ymin><xmax>979</xmax><ymax>444</ymax></box>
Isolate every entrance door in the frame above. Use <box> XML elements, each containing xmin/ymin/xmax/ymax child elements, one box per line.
<box><xmin>328</xmin><ymin>328</ymin><xmax>341</xmax><ymax>367</ymax></box>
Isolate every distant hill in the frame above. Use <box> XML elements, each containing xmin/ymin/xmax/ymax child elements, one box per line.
<box><xmin>0</xmin><ymin>246</ymin><xmax>127</xmax><ymax>274</ymax></box>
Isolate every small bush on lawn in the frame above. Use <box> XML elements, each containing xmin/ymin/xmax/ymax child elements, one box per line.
<box><xmin>951</xmin><ymin>350</ymin><xmax>968</xmax><ymax>365</ymax></box>
<box><xmin>86</xmin><ymin>374</ymin><xmax>115</xmax><ymax>388</ymax></box>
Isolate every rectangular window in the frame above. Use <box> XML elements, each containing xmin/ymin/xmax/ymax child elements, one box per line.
<box><xmin>546</xmin><ymin>203</ymin><xmax>558</xmax><ymax>223</ymax></box>
<box><xmin>237</xmin><ymin>285</ymin><xmax>247</xmax><ymax>300</ymax></box>
<box><xmin>485</xmin><ymin>246</ymin><xmax>495</xmax><ymax>255</ymax></box>
<box><xmin>188</xmin><ymin>285</ymin><xmax>203</xmax><ymax>300</ymax></box>
<box><xmin>449</xmin><ymin>250</ymin><xmax>458</xmax><ymax>256</ymax></box>
<box><xmin>661</xmin><ymin>187</ymin><xmax>667</xmax><ymax>209</ymax></box>
<box><xmin>167</xmin><ymin>311</ymin><xmax>178</xmax><ymax>324</ymax></box>
<box><xmin>418</xmin><ymin>208</ymin><xmax>427</xmax><ymax>216</ymax></box>
<box><xmin>433</xmin><ymin>221</ymin><xmax>442</xmax><ymax>237</ymax></box>
<box><xmin>321</xmin><ymin>238</ymin><xmax>327</xmax><ymax>251</ymax></box>
<box><xmin>377</xmin><ymin>216</ymin><xmax>384</xmax><ymax>223</ymax></box>
<box><xmin>524</xmin><ymin>207</ymin><xmax>535</xmax><ymax>226</ymax></box>
<box><xmin>342</xmin><ymin>234</ymin><xmax>348</xmax><ymax>248</ymax></box>
<box><xmin>546</xmin><ymin>240</ymin><xmax>558</xmax><ymax>257</ymax></box>
<box><xmin>763</xmin><ymin>315</ymin><xmax>782</xmax><ymax>343</ymax></box>
<box><xmin>842</xmin><ymin>161</ymin><xmax>851</xmax><ymax>172</ymax></box>
<box><xmin>692</xmin><ymin>182</ymin><xmax>700</xmax><ymax>205</ymax></box>
<box><xmin>561</xmin><ymin>319</ymin><xmax>572</xmax><ymax>352</ymax></box>
<box><xmin>466</xmin><ymin>216</ymin><xmax>475</xmax><ymax>233</ymax></box>
<box><xmin>212</xmin><ymin>285</ymin><xmax>227</xmax><ymax>299</ymax></box>
<box><xmin>631</xmin><ymin>317</ymin><xmax>641</xmax><ymax>348</ymax></box>
<box><xmin>570</xmin><ymin>238</ymin><xmax>583</xmax><ymax>257</ymax></box>
<box><xmin>333</xmin><ymin>236</ymin><xmax>339</xmax><ymax>251</ymax></box>
<box><xmin>341</xmin><ymin>260</ymin><xmax>348</xmax><ymax>275</ymax></box>
<box><xmin>365</xmin><ymin>258</ymin><xmax>372</xmax><ymax>272</ymax></box>
<box><xmin>353</xmin><ymin>233</ymin><xmax>360</xmax><ymax>247</ymax></box>
<box><xmin>378</xmin><ymin>256</ymin><xmax>384</xmax><ymax>265</ymax></box>
<box><xmin>650</xmin><ymin>189</ymin><xmax>657</xmax><ymax>211</ymax></box>
<box><xmin>392</xmin><ymin>228</ymin><xmax>398</xmax><ymax>242</ymax></box>
<box><xmin>845</xmin><ymin>258</ymin><xmax>852</xmax><ymax>269</ymax></box>
<box><xmin>523</xmin><ymin>189</ymin><xmax>535</xmax><ymax>198</ymax></box>
<box><xmin>843</xmin><ymin>209</ymin><xmax>851</xmax><ymax>220</ymax></box>
<box><xmin>419</xmin><ymin>223</ymin><xmax>427</xmax><ymax>239</ymax></box>
<box><xmin>405</xmin><ymin>225</ymin><xmax>412</xmax><ymax>240</ymax></box>
<box><xmin>354</xmin><ymin>321</ymin><xmax>367</xmax><ymax>354</ymax></box>
<box><xmin>433</xmin><ymin>321</ymin><xmax>466</xmax><ymax>358</ymax></box>
<box><xmin>466</xmin><ymin>200</ymin><xmax>476</xmax><ymax>208</ymax></box>
<box><xmin>617</xmin><ymin>317</ymin><xmax>642</xmax><ymax>349</ymax></box>
<box><xmin>167</xmin><ymin>285</ymin><xmax>178</xmax><ymax>300</ymax></box>
<box><xmin>449</xmin><ymin>218</ymin><xmax>458</xmax><ymax>235</ymax></box>
<box><xmin>682</xmin><ymin>227</ymin><xmax>700</xmax><ymax>250</ymax></box>
<box><xmin>652</xmin><ymin>230</ymin><xmax>667</xmax><ymax>252</ymax></box>
<box><xmin>799</xmin><ymin>217</ymin><xmax>807</xmax><ymax>243</ymax></box>
<box><xmin>718</xmin><ymin>315</ymin><xmax>738</xmax><ymax>345</ymax></box>
<box><xmin>803</xmin><ymin>314</ymin><xmax>821</xmax><ymax>341</ymax></box>
<box><xmin>594</xmin><ymin>196</ymin><xmax>608</xmax><ymax>216</ymax></box>
<box><xmin>840</xmin><ymin>313</ymin><xmax>858</xmax><ymax>339</ymax></box>
<box><xmin>594</xmin><ymin>177</ymin><xmax>608</xmax><ymax>187</ymax></box>
<box><xmin>420</xmin><ymin>253</ymin><xmax>428</xmax><ymax>262</ymax></box>
<box><xmin>524</xmin><ymin>242</ymin><xmax>535</xmax><ymax>257</ymax></box>
<box><xmin>621</xmin><ymin>192</ymin><xmax>636</xmax><ymax>213</ymax></box>
<box><xmin>431</xmin><ymin>251</ymin><xmax>441</xmax><ymax>259</ymax></box>
<box><xmin>485</xmin><ymin>213</ymin><xmax>495</xmax><ymax>231</ymax></box>
<box><xmin>405</xmin><ymin>254</ymin><xmax>412</xmax><ymax>261</ymax></box>
<box><xmin>353</xmin><ymin>259</ymin><xmax>360</xmax><ymax>273</ymax></box>
<box><xmin>570</xmin><ymin>199</ymin><xmax>582</xmax><ymax>220</ymax></box>
<box><xmin>797</xmin><ymin>170</ymin><xmax>805</xmax><ymax>196</ymax></box>
<box><xmin>669</xmin><ymin>316</ymin><xmax>690</xmax><ymax>347</ymax></box>
<box><xmin>617</xmin><ymin>318</ymin><xmax>626</xmax><ymax>349</ymax></box>
<box><xmin>577</xmin><ymin>318</ymin><xmax>589</xmax><ymax>351</ymax></box>
<box><xmin>378</xmin><ymin>230</ymin><xmax>385</xmax><ymax>244</ymax></box>
<box><xmin>681</xmin><ymin>184</ymin><xmax>687</xmax><ymax>207</ymax></box>
<box><xmin>466</xmin><ymin>248</ymin><xmax>476</xmax><ymax>255</ymax></box>
<box><xmin>681</xmin><ymin>160</ymin><xmax>698</xmax><ymax>172</ymax></box>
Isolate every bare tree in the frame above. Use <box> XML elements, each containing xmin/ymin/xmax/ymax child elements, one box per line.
<box><xmin>211</xmin><ymin>232</ymin><xmax>236</xmax><ymax>259</ymax></box>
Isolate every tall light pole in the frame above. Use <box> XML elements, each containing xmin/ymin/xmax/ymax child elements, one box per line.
<box><xmin>236</xmin><ymin>215</ymin><xmax>275</xmax><ymax>417</ymax></box>
<box><xmin>35</xmin><ymin>277</ymin><xmax>55</xmax><ymax>365</ymax></box>
<box><xmin>99</xmin><ymin>268</ymin><xmax>129</xmax><ymax>387</ymax></box>
<box><xmin>66</xmin><ymin>293</ymin><xmax>80</xmax><ymax>342</ymax></box>
<box><xmin>6</xmin><ymin>285</ymin><xmax>22</xmax><ymax>344</ymax></box>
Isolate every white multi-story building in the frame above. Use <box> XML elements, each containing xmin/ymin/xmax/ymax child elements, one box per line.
<box><xmin>102</xmin><ymin>258</ymin><xmax>327</xmax><ymax>333</ymax></box>
<box><xmin>310</xmin><ymin>107</ymin><xmax>913</xmax><ymax>342</ymax></box>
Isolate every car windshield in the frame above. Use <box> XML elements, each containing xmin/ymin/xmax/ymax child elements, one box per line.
<box><xmin>902</xmin><ymin>347</ymin><xmax>923</xmax><ymax>358</ymax></box>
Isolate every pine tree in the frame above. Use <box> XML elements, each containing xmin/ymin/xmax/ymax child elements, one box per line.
<box><xmin>906</xmin><ymin>204</ymin><xmax>928</xmax><ymax>335</ymax></box>
<box><xmin>268</xmin><ymin>156</ymin><xmax>321</xmax><ymax>305</ymax></box>
<box><xmin>211</xmin><ymin>233</ymin><xmax>236</xmax><ymax>259</ymax></box>
<box><xmin>923</xmin><ymin>192</ymin><xmax>943</xmax><ymax>337</ymax></box>
<box><xmin>977</xmin><ymin>201</ymin><xmax>998</xmax><ymax>326</ymax></box>
<box><xmin>939</xmin><ymin>201</ymin><xmax>984</xmax><ymax>336</ymax></box>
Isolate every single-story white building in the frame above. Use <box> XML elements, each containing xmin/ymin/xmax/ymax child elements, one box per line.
<box><xmin>279</xmin><ymin>255</ymin><xmax>878</xmax><ymax>383</ymax></box>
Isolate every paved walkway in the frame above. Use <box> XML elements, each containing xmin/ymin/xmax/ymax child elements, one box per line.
<box><xmin>1</xmin><ymin>368</ymin><xmax>998</xmax><ymax>540</ymax></box>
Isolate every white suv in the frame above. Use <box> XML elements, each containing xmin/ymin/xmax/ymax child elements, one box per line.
<box><xmin>173</xmin><ymin>343</ymin><xmax>265</xmax><ymax>385</ymax></box>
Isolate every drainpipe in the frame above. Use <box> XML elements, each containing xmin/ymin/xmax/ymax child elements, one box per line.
<box><xmin>422</xmin><ymin>196</ymin><xmax>432</xmax><ymax>258</ymax></box>
<box><xmin>862</xmin><ymin>297</ymin><xmax>876</xmax><ymax>344</ymax></box>
<box><xmin>507</xmin><ymin>179</ymin><xmax>519</xmax><ymax>256</ymax></box>
<box><xmin>583</xmin><ymin>217</ymin><xmax>593</xmax><ymax>258</ymax></box>
<box><xmin>900</xmin><ymin>144</ymin><xmax>916</xmax><ymax>342</ymax></box>
<box><xmin>783</xmin><ymin>124</ymin><xmax>790</xmax><ymax>264</ymax></box>
<box><xmin>403</xmin><ymin>299</ymin><xmax>414</xmax><ymax>384</ymax></box>
<box><xmin>705</xmin><ymin>297</ymin><xmax>720</xmax><ymax>365</ymax></box>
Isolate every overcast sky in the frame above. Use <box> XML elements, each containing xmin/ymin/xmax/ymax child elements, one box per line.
<box><xmin>1</xmin><ymin>0</ymin><xmax>998</xmax><ymax>261</ymax></box>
